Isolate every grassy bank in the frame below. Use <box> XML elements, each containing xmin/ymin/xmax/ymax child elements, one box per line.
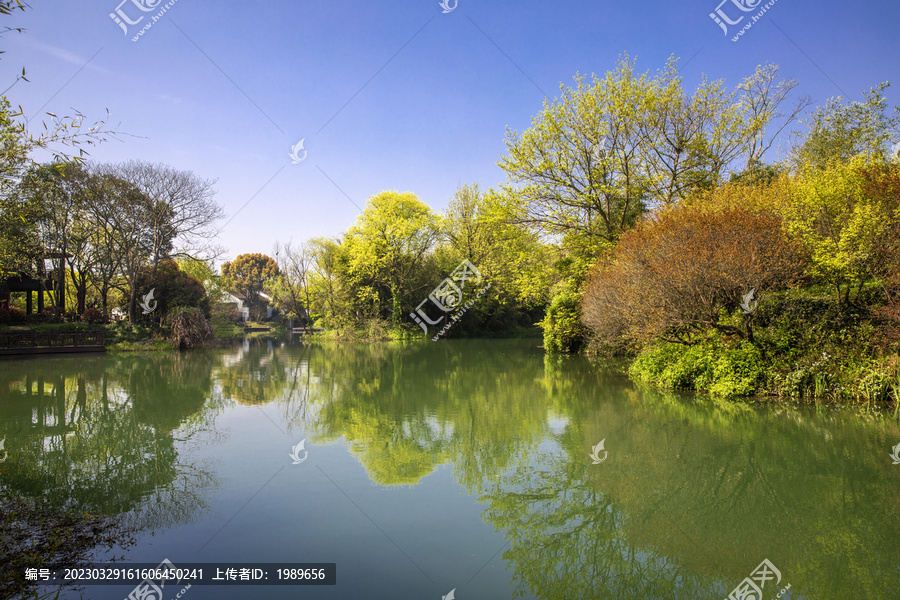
<box><xmin>626</xmin><ymin>286</ymin><xmax>900</xmax><ymax>408</ymax></box>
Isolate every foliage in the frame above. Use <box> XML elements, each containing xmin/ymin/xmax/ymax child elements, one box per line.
<box><xmin>442</xmin><ymin>185</ymin><xmax>553</xmax><ymax>307</ymax></box>
<box><xmin>431</xmin><ymin>184</ymin><xmax>551</xmax><ymax>338</ymax></box>
<box><xmin>221</xmin><ymin>253</ymin><xmax>278</xmax><ymax>320</ymax></box>
<box><xmin>794</xmin><ymin>82</ymin><xmax>899</xmax><ymax>169</ymax></box>
<box><xmin>166</xmin><ymin>306</ymin><xmax>213</xmax><ymax>349</ymax></box>
<box><xmin>498</xmin><ymin>57</ymin><xmax>795</xmax><ymax>251</ymax></box>
<box><xmin>581</xmin><ymin>202</ymin><xmax>808</xmax><ymax>347</ymax></box>
<box><xmin>539</xmin><ymin>283</ymin><xmax>586</xmax><ymax>353</ymax></box>
<box><xmin>80</xmin><ymin>307</ymin><xmax>103</xmax><ymax>323</ymax></box>
<box><xmin>177</xmin><ymin>256</ymin><xmax>225</xmax><ymax>304</ymax></box>
<box><xmin>101</xmin><ymin>320</ymin><xmax>156</xmax><ymax>348</ymax></box>
<box><xmin>629</xmin><ymin>338</ymin><xmax>765</xmax><ymax>398</ymax></box>
<box><xmin>780</xmin><ymin>158</ymin><xmax>900</xmax><ymax>303</ymax></box>
<box><xmin>871</xmin><ymin>215</ymin><xmax>900</xmax><ymax>351</ymax></box>
<box><xmin>498</xmin><ymin>57</ymin><xmax>804</xmax><ymax>349</ymax></box>
<box><xmin>343</xmin><ymin>190</ymin><xmax>439</xmax><ymax>324</ymax></box>
<box><xmin>268</xmin><ymin>240</ymin><xmax>316</xmax><ymax>323</ymax></box>
<box><xmin>302</xmin><ymin>237</ymin><xmax>358</xmax><ymax>333</ymax></box>
<box><xmin>135</xmin><ymin>259</ymin><xmax>209</xmax><ymax>322</ymax></box>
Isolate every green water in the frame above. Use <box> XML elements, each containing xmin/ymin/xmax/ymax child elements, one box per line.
<box><xmin>1</xmin><ymin>338</ymin><xmax>898</xmax><ymax>599</ymax></box>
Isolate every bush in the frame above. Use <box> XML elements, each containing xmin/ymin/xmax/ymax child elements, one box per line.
<box><xmin>540</xmin><ymin>285</ymin><xmax>586</xmax><ymax>353</ymax></box>
<box><xmin>629</xmin><ymin>339</ymin><xmax>764</xmax><ymax>398</ymax></box>
<box><xmin>8</xmin><ymin>306</ymin><xmax>25</xmax><ymax>323</ymax></box>
<box><xmin>166</xmin><ymin>306</ymin><xmax>214</xmax><ymax>349</ymax></box>
<box><xmin>135</xmin><ymin>260</ymin><xmax>210</xmax><ymax>321</ymax></box>
<box><xmin>708</xmin><ymin>342</ymin><xmax>765</xmax><ymax>397</ymax></box>
<box><xmin>582</xmin><ymin>202</ymin><xmax>808</xmax><ymax>347</ymax></box>
<box><xmin>0</xmin><ymin>306</ymin><xmax>9</xmax><ymax>324</ymax></box>
<box><xmin>81</xmin><ymin>308</ymin><xmax>104</xmax><ymax>324</ymax></box>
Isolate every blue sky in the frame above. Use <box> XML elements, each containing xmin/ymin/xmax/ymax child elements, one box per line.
<box><xmin>2</xmin><ymin>0</ymin><xmax>899</xmax><ymax>264</ymax></box>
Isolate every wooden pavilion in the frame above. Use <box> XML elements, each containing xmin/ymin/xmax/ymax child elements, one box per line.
<box><xmin>0</xmin><ymin>250</ymin><xmax>69</xmax><ymax>316</ymax></box>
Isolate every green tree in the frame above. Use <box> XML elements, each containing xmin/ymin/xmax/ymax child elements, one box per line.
<box><xmin>135</xmin><ymin>259</ymin><xmax>209</xmax><ymax>325</ymax></box>
<box><xmin>438</xmin><ymin>184</ymin><xmax>552</xmax><ymax>335</ymax></box>
<box><xmin>17</xmin><ymin>162</ymin><xmax>104</xmax><ymax>315</ymax></box>
<box><xmin>306</xmin><ymin>237</ymin><xmax>354</xmax><ymax>330</ymax></box>
<box><xmin>177</xmin><ymin>256</ymin><xmax>224</xmax><ymax>302</ymax></box>
<box><xmin>498</xmin><ymin>55</ymin><xmax>774</xmax><ymax>259</ymax></box>
<box><xmin>782</xmin><ymin>157</ymin><xmax>900</xmax><ymax>304</ymax></box>
<box><xmin>221</xmin><ymin>253</ymin><xmax>279</xmax><ymax>320</ymax></box>
<box><xmin>498</xmin><ymin>57</ymin><xmax>799</xmax><ymax>351</ymax></box>
<box><xmin>794</xmin><ymin>82</ymin><xmax>899</xmax><ymax>169</ymax></box>
<box><xmin>343</xmin><ymin>191</ymin><xmax>439</xmax><ymax>324</ymax></box>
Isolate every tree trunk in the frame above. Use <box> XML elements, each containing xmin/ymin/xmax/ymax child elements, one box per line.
<box><xmin>391</xmin><ymin>280</ymin><xmax>400</xmax><ymax>325</ymax></box>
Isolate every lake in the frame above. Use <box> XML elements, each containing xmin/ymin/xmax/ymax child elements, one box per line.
<box><xmin>1</xmin><ymin>338</ymin><xmax>898</xmax><ymax>599</ymax></box>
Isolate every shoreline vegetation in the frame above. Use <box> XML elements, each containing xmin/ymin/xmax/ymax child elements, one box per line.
<box><xmin>1</xmin><ymin>4</ymin><xmax>898</xmax><ymax>599</ymax></box>
<box><xmin>3</xmin><ymin>50</ymin><xmax>899</xmax><ymax>411</ymax></box>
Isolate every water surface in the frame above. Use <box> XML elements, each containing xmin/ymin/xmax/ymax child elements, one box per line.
<box><xmin>1</xmin><ymin>338</ymin><xmax>898</xmax><ymax>599</ymax></box>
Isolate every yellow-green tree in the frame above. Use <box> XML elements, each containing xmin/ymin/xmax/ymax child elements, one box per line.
<box><xmin>439</xmin><ymin>184</ymin><xmax>553</xmax><ymax>332</ymax></box>
<box><xmin>498</xmin><ymin>55</ymin><xmax>776</xmax><ymax>257</ymax></box>
<box><xmin>343</xmin><ymin>191</ymin><xmax>439</xmax><ymax>324</ymax></box>
<box><xmin>782</xmin><ymin>157</ymin><xmax>900</xmax><ymax>303</ymax></box>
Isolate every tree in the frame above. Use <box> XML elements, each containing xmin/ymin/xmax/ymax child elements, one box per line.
<box><xmin>737</xmin><ymin>63</ymin><xmax>811</xmax><ymax>169</ymax></box>
<box><xmin>221</xmin><ymin>253</ymin><xmax>279</xmax><ymax>321</ymax></box>
<box><xmin>102</xmin><ymin>161</ymin><xmax>223</xmax><ymax>270</ymax></box>
<box><xmin>99</xmin><ymin>175</ymin><xmax>155</xmax><ymax>323</ymax></box>
<box><xmin>498</xmin><ymin>54</ymin><xmax>775</xmax><ymax>263</ymax></box>
<box><xmin>268</xmin><ymin>241</ymin><xmax>315</xmax><ymax>324</ymax></box>
<box><xmin>499</xmin><ymin>56</ymin><xmax>653</xmax><ymax>252</ymax></box>
<box><xmin>794</xmin><ymin>82</ymin><xmax>899</xmax><ymax>169</ymax></box>
<box><xmin>135</xmin><ymin>259</ymin><xmax>209</xmax><ymax>325</ymax></box>
<box><xmin>79</xmin><ymin>171</ymin><xmax>136</xmax><ymax>317</ymax></box>
<box><xmin>870</xmin><ymin>209</ymin><xmax>900</xmax><ymax>351</ymax></box>
<box><xmin>343</xmin><ymin>191</ymin><xmax>439</xmax><ymax>324</ymax></box>
<box><xmin>439</xmin><ymin>184</ymin><xmax>553</xmax><ymax>334</ymax></box>
<box><xmin>177</xmin><ymin>256</ymin><xmax>224</xmax><ymax>303</ymax></box>
<box><xmin>18</xmin><ymin>162</ymin><xmax>101</xmax><ymax>315</ymax></box>
<box><xmin>781</xmin><ymin>157</ymin><xmax>900</xmax><ymax>304</ymax></box>
<box><xmin>0</xmin><ymin>2</ymin><xmax>118</xmax><ymax>284</ymax></box>
<box><xmin>0</xmin><ymin>98</ymin><xmax>116</xmax><ymax>283</ymax></box>
<box><xmin>306</xmin><ymin>237</ymin><xmax>353</xmax><ymax>330</ymax></box>
<box><xmin>581</xmin><ymin>203</ymin><xmax>807</xmax><ymax>347</ymax></box>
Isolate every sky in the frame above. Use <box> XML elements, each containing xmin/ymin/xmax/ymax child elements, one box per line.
<box><xmin>2</xmin><ymin>0</ymin><xmax>899</xmax><ymax>265</ymax></box>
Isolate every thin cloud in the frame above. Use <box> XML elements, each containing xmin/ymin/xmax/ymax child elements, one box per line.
<box><xmin>18</xmin><ymin>38</ymin><xmax>115</xmax><ymax>76</ymax></box>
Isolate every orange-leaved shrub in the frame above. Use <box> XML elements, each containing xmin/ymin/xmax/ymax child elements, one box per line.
<box><xmin>581</xmin><ymin>203</ymin><xmax>808</xmax><ymax>348</ymax></box>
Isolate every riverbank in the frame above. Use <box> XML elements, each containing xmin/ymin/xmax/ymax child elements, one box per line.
<box><xmin>0</xmin><ymin>319</ymin><xmax>290</xmax><ymax>354</ymax></box>
<box><xmin>623</xmin><ymin>285</ymin><xmax>900</xmax><ymax>408</ymax></box>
